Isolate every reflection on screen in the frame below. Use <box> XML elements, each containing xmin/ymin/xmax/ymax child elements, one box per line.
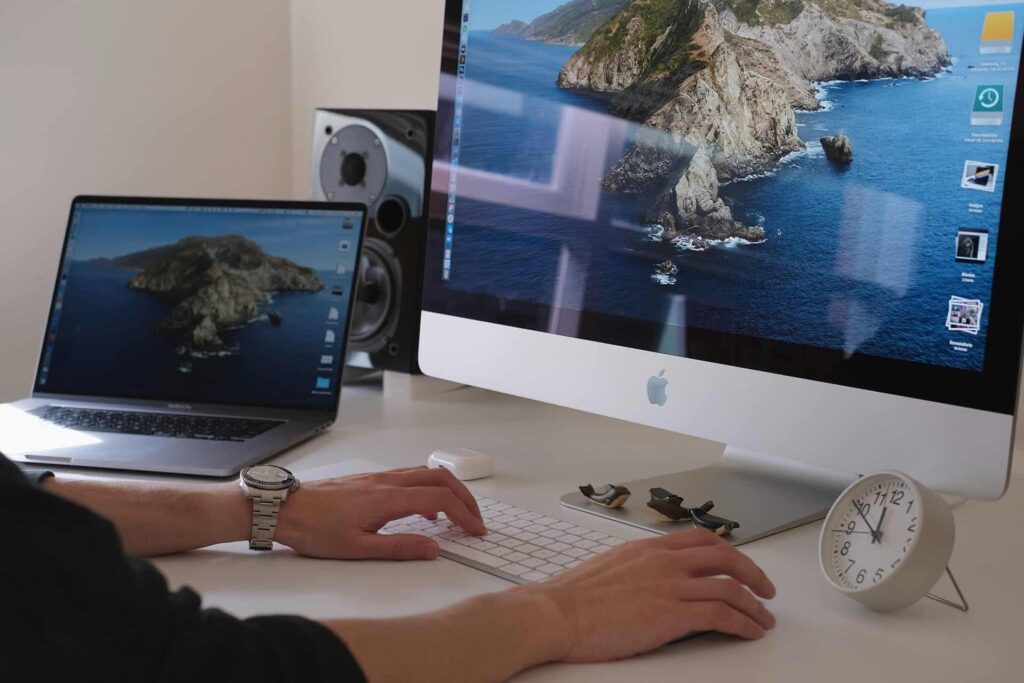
<box><xmin>438</xmin><ymin>0</ymin><xmax>1022</xmax><ymax>372</ymax></box>
<box><xmin>38</xmin><ymin>203</ymin><xmax>362</xmax><ymax>410</ymax></box>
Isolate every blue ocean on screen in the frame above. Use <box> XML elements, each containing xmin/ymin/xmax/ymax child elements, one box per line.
<box><xmin>449</xmin><ymin>4</ymin><xmax>1021</xmax><ymax>372</ymax></box>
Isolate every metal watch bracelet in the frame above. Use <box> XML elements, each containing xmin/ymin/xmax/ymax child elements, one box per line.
<box><xmin>249</xmin><ymin>490</ymin><xmax>287</xmax><ymax>550</ymax></box>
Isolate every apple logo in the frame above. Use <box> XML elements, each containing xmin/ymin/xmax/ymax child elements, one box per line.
<box><xmin>647</xmin><ymin>370</ymin><xmax>669</xmax><ymax>406</ymax></box>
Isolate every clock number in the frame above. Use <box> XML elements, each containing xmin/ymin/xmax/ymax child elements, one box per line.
<box><xmin>845</xmin><ymin>520</ymin><xmax>856</xmax><ymax>535</ymax></box>
<box><xmin>859</xmin><ymin>502</ymin><xmax>872</xmax><ymax>517</ymax></box>
<box><xmin>873</xmin><ymin>568</ymin><xmax>885</xmax><ymax>583</ymax></box>
<box><xmin>906</xmin><ymin>499</ymin><xmax>914</xmax><ymax>515</ymax></box>
<box><xmin>908</xmin><ymin>523</ymin><xmax>917</xmax><ymax>533</ymax></box>
<box><xmin>890</xmin><ymin>491</ymin><xmax>904</xmax><ymax>506</ymax></box>
<box><xmin>840</xmin><ymin>541</ymin><xmax>851</xmax><ymax>556</ymax></box>
<box><xmin>856</xmin><ymin>569</ymin><xmax>866</xmax><ymax>585</ymax></box>
<box><xmin>874</xmin><ymin>490</ymin><xmax>887</xmax><ymax>505</ymax></box>
<box><xmin>843</xmin><ymin>559</ymin><xmax>856</xmax><ymax>575</ymax></box>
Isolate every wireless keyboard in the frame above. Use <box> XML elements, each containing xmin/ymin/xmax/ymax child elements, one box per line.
<box><xmin>380</xmin><ymin>496</ymin><xmax>627</xmax><ymax>584</ymax></box>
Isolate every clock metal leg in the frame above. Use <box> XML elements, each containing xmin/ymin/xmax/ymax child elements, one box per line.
<box><xmin>925</xmin><ymin>566</ymin><xmax>969</xmax><ymax>612</ymax></box>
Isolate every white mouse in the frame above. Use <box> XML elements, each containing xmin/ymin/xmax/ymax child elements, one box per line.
<box><xmin>428</xmin><ymin>447</ymin><xmax>495</xmax><ymax>481</ymax></box>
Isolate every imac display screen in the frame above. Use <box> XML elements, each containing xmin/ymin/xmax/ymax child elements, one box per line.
<box><xmin>426</xmin><ymin>0</ymin><xmax>1024</xmax><ymax>411</ymax></box>
<box><xmin>36</xmin><ymin>201</ymin><xmax>364</xmax><ymax>411</ymax></box>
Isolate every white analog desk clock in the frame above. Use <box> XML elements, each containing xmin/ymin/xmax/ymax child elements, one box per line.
<box><xmin>819</xmin><ymin>471</ymin><xmax>968</xmax><ymax>612</ymax></box>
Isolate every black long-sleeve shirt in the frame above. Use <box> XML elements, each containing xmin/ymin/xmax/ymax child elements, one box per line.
<box><xmin>0</xmin><ymin>454</ymin><xmax>366</xmax><ymax>682</ymax></box>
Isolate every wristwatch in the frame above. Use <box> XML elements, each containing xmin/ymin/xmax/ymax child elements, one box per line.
<box><xmin>239</xmin><ymin>465</ymin><xmax>300</xmax><ymax>550</ymax></box>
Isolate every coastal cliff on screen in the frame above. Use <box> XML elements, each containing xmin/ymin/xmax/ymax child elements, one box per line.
<box><xmin>554</xmin><ymin>0</ymin><xmax>949</xmax><ymax>241</ymax></box>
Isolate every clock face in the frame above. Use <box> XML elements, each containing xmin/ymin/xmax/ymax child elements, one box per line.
<box><xmin>824</xmin><ymin>474</ymin><xmax>920</xmax><ymax>591</ymax></box>
<box><xmin>248</xmin><ymin>465</ymin><xmax>291</xmax><ymax>484</ymax></box>
<box><xmin>978</xmin><ymin>87</ymin><xmax>1001</xmax><ymax>108</ymax></box>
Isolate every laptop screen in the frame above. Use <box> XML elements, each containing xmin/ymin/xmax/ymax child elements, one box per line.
<box><xmin>34</xmin><ymin>198</ymin><xmax>366</xmax><ymax>412</ymax></box>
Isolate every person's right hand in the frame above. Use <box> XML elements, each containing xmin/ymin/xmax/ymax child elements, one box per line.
<box><xmin>276</xmin><ymin>466</ymin><xmax>485</xmax><ymax>561</ymax></box>
<box><xmin>525</xmin><ymin>528</ymin><xmax>776</xmax><ymax>662</ymax></box>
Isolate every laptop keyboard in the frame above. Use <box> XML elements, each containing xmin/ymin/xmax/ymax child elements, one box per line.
<box><xmin>380</xmin><ymin>496</ymin><xmax>627</xmax><ymax>584</ymax></box>
<box><xmin>32</xmin><ymin>406</ymin><xmax>282</xmax><ymax>442</ymax></box>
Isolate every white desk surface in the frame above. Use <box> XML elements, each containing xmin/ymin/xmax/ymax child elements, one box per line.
<box><xmin>146</xmin><ymin>384</ymin><xmax>1023</xmax><ymax>682</ymax></box>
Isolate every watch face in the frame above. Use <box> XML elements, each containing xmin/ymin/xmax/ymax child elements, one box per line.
<box><xmin>244</xmin><ymin>465</ymin><xmax>294</xmax><ymax>488</ymax></box>
<box><xmin>822</xmin><ymin>473</ymin><xmax>920</xmax><ymax>592</ymax></box>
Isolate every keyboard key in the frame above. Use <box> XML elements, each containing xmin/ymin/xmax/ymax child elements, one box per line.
<box><xmin>517</xmin><ymin>543</ymin><xmax>541</xmax><ymax>554</ymax></box>
<box><xmin>503</xmin><ymin>564</ymin><xmax>530</xmax><ymax>576</ymax></box>
<box><xmin>505</xmin><ymin>551</ymin><xmax>529</xmax><ymax>563</ymax></box>
<box><xmin>434</xmin><ymin>538</ymin><xmax>508</xmax><ymax>568</ymax></box>
<box><xmin>548</xmin><ymin>542</ymin><xmax>571</xmax><ymax>553</ymax></box>
<box><xmin>531</xmin><ymin>549</ymin><xmax>556</xmax><ymax>560</ymax></box>
<box><xmin>520</xmin><ymin>558</ymin><xmax>544</xmax><ymax>569</ymax></box>
<box><xmin>538</xmin><ymin>563</ymin><xmax>563</xmax><ymax>574</ymax></box>
<box><xmin>523</xmin><ymin>571</ymin><xmax>549</xmax><ymax>582</ymax></box>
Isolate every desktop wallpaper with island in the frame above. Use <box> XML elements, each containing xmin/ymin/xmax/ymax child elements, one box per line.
<box><xmin>40</xmin><ymin>207</ymin><xmax>358</xmax><ymax>409</ymax></box>
<box><xmin>447</xmin><ymin>0</ymin><xmax>1021</xmax><ymax>371</ymax></box>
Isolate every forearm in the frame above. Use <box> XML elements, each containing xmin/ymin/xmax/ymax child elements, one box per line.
<box><xmin>325</xmin><ymin>587</ymin><xmax>568</xmax><ymax>683</ymax></box>
<box><xmin>42</xmin><ymin>477</ymin><xmax>249</xmax><ymax>556</ymax></box>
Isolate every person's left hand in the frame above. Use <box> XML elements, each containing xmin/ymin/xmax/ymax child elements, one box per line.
<box><xmin>275</xmin><ymin>466</ymin><xmax>486</xmax><ymax>561</ymax></box>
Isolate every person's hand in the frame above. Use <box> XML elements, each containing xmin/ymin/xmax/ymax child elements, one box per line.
<box><xmin>276</xmin><ymin>466</ymin><xmax>485</xmax><ymax>561</ymax></box>
<box><xmin>524</xmin><ymin>528</ymin><xmax>776</xmax><ymax>662</ymax></box>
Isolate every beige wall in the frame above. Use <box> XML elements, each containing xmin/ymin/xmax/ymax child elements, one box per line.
<box><xmin>0</xmin><ymin>0</ymin><xmax>292</xmax><ymax>400</ymax></box>
<box><xmin>289</xmin><ymin>0</ymin><xmax>446</xmax><ymax>196</ymax></box>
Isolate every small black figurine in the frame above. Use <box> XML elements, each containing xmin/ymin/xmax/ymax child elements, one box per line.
<box><xmin>690</xmin><ymin>507</ymin><xmax>741</xmax><ymax>536</ymax></box>
<box><xmin>647</xmin><ymin>488</ymin><xmax>714</xmax><ymax>522</ymax></box>
<box><xmin>579</xmin><ymin>483</ymin><xmax>631</xmax><ymax>509</ymax></box>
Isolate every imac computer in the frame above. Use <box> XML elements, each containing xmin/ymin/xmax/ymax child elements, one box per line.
<box><xmin>419</xmin><ymin>0</ymin><xmax>1024</xmax><ymax>541</ymax></box>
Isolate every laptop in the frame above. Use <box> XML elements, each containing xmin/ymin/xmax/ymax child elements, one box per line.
<box><xmin>1</xmin><ymin>196</ymin><xmax>366</xmax><ymax>476</ymax></box>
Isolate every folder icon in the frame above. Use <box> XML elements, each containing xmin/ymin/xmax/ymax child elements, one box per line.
<box><xmin>328</xmin><ymin>307</ymin><xmax>339</xmax><ymax>321</ymax></box>
<box><xmin>980</xmin><ymin>11</ymin><xmax>1014</xmax><ymax>54</ymax></box>
<box><xmin>325</xmin><ymin>330</ymin><xmax>336</xmax><ymax>344</ymax></box>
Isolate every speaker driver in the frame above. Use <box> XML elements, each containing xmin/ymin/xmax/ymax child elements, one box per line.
<box><xmin>349</xmin><ymin>238</ymin><xmax>401</xmax><ymax>351</ymax></box>
<box><xmin>375</xmin><ymin>196</ymin><xmax>408</xmax><ymax>236</ymax></box>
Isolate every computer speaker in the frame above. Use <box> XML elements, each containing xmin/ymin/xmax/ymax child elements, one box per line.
<box><xmin>310</xmin><ymin>109</ymin><xmax>436</xmax><ymax>375</ymax></box>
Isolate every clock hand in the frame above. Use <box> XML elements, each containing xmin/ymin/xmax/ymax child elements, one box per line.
<box><xmin>853</xmin><ymin>501</ymin><xmax>880</xmax><ymax>543</ymax></box>
<box><xmin>829</xmin><ymin>529</ymin><xmax>873</xmax><ymax>534</ymax></box>
<box><xmin>875</xmin><ymin>506</ymin><xmax>888</xmax><ymax>541</ymax></box>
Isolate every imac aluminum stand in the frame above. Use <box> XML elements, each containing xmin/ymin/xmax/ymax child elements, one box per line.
<box><xmin>560</xmin><ymin>447</ymin><xmax>855</xmax><ymax>546</ymax></box>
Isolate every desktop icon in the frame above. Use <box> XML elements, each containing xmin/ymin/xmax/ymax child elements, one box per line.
<box><xmin>961</xmin><ymin>161</ymin><xmax>999</xmax><ymax>192</ymax></box>
<box><xmin>320</xmin><ymin>355</ymin><xmax>334</xmax><ymax>366</ymax></box>
<box><xmin>955</xmin><ymin>228</ymin><xmax>989</xmax><ymax>263</ymax></box>
<box><xmin>328</xmin><ymin>307</ymin><xmax>340</xmax><ymax>321</ymax></box>
<box><xmin>338</xmin><ymin>240</ymin><xmax>351</xmax><ymax>252</ymax></box>
<box><xmin>946</xmin><ymin>296</ymin><xmax>983</xmax><ymax>335</ymax></box>
<box><xmin>331</xmin><ymin>285</ymin><xmax>345</xmax><ymax>297</ymax></box>
<box><xmin>971</xmin><ymin>85</ymin><xmax>1004</xmax><ymax>126</ymax></box>
<box><xmin>336</xmin><ymin>263</ymin><xmax>348</xmax><ymax>275</ymax></box>
<box><xmin>646</xmin><ymin>370</ymin><xmax>669</xmax><ymax>407</ymax></box>
<box><xmin>343</xmin><ymin>218</ymin><xmax>354</xmax><ymax>230</ymax></box>
<box><xmin>315</xmin><ymin>376</ymin><xmax>331</xmax><ymax>390</ymax></box>
<box><xmin>324</xmin><ymin>330</ymin><xmax>336</xmax><ymax>344</ymax></box>
<box><xmin>980</xmin><ymin>11</ymin><xmax>1014</xmax><ymax>54</ymax></box>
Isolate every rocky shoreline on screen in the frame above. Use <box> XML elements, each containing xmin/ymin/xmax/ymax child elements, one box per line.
<box><xmin>101</xmin><ymin>235</ymin><xmax>323</xmax><ymax>355</ymax></box>
<box><xmin>554</xmin><ymin>0</ymin><xmax>949</xmax><ymax>243</ymax></box>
